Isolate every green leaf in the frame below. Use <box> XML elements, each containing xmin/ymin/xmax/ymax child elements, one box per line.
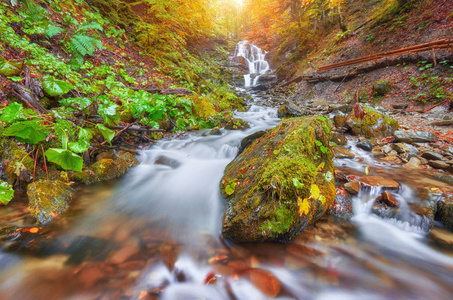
<box><xmin>0</xmin><ymin>180</ymin><xmax>14</xmax><ymax>205</ymax></box>
<box><xmin>0</xmin><ymin>102</ymin><xmax>25</xmax><ymax>123</ymax></box>
<box><xmin>45</xmin><ymin>148</ymin><xmax>83</xmax><ymax>171</ymax></box>
<box><xmin>292</xmin><ymin>178</ymin><xmax>303</xmax><ymax>189</ymax></box>
<box><xmin>7</xmin><ymin>76</ymin><xmax>22</xmax><ymax>82</ymax></box>
<box><xmin>315</xmin><ymin>140</ymin><xmax>323</xmax><ymax>147</ymax></box>
<box><xmin>78</xmin><ymin>127</ymin><xmax>93</xmax><ymax>141</ymax></box>
<box><xmin>45</xmin><ymin>25</ymin><xmax>65</xmax><ymax>39</ymax></box>
<box><xmin>225</xmin><ymin>182</ymin><xmax>237</xmax><ymax>195</ymax></box>
<box><xmin>0</xmin><ymin>57</ymin><xmax>23</xmax><ymax>76</ymax></box>
<box><xmin>42</xmin><ymin>76</ymin><xmax>74</xmax><ymax>97</ymax></box>
<box><xmin>320</xmin><ymin>145</ymin><xmax>327</xmax><ymax>154</ymax></box>
<box><xmin>2</xmin><ymin>120</ymin><xmax>49</xmax><ymax>144</ymax></box>
<box><xmin>96</xmin><ymin>124</ymin><xmax>115</xmax><ymax>144</ymax></box>
<box><xmin>69</xmin><ymin>140</ymin><xmax>90</xmax><ymax>153</ymax></box>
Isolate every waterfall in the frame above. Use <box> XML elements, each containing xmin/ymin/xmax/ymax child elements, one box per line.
<box><xmin>234</xmin><ymin>41</ymin><xmax>270</xmax><ymax>87</ymax></box>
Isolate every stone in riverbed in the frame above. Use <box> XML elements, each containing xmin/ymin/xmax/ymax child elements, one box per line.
<box><xmin>344</xmin><ymin>181</ymin><xmax>360</xmax><ymax>195</ymax></box>
<box><xmin>221</xmin><ymin>117</ymin><xmax>335</xmax><ymax>242</ymax></box>
<box><xmin>277</xmin><ymin>101</ymin><xmax>308</xmax><ymax>118</ymax></box>
<box><xmin>436</xmin><ymin>195</ymin><xmax>453</xmax><ymax>230</ymax></box>
<box><xmin>404</xmin><ymin>157</ymin><xmax>422</xmax><ymax>169</ymax></box>
<box><xmin>376</xmin><ymin>191</ymin><xmax>398</xmax><ymax>207</ymax></box>
<box><xmin>393</xmin><ymin>130</ymin><xmax>437</xmax><ymax>144</ymax></box>
<box><xmin>27</xmin><ymin>180</ymin><xmax>73</xmax><ymax>224</ymax></box>
<box><xmin>358</xmin><ymin>176</ymin><xmax>399</xmax><ymax>190</ymax></box>
<box><xmin>428</xmin><ymin>160</ymin><xmax>451</xmax><ymax>171</ymax></box>
<box><xmin>421</xmin><ymin>151</ymin><xmax>444</xmax><ymax>161</ymax></box>
<box><xmin>238</xmin><ymin>130</ymin><xmax>267</xmax><ymax>155</ymax></box>
<box><xmin>345</xmin><ymin>104</ymin><xmax>399</xmax><ymax>138</ymax></box>
<box><xmin>224</xmin><ymin>118</ymin><xmax>250</xmax><ymax>130</ymax></box>
<box><xmin>333</xmin><ymin>146</ymin><xmax>355</xmax><ymax>159</ymax></box>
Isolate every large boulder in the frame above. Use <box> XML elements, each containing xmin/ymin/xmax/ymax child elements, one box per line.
<box><xmin>277</xmin><ymin>101</ymin><xmax>309</xmax><ymax>118</ymax></box>
<box><xmin>221</xmin><ymin>116</ymin><xmax>335</xmax><ymax>242</ymax></box>
<box><xmin>345</xmin><ymin>104</ymin><xmax>399</xmax><ymax>138</ymax></box>
<box><xmin>224</xmin><ymin>118</ymin><xmax>250</xmax><ymax>130</ymax></box>
<box><xmin>393</xmin><ymin>130</ymin><xmax>437</xmax><ymax>144</ymax></box>
<box><xmin>27</xmin><ymin>180</ymin><xmax>73</xmax><ymax>224</ymax></box>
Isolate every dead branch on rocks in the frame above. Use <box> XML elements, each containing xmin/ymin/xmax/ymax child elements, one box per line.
<box><xmin>127</xmin><ymin>87</ymin><xmax>194</xmax><ymax>96</ymax></box>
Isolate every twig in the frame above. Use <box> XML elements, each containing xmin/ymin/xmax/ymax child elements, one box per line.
<box><xmin>101</xmin><ymin>124</ymin><xmax>131</xmax><ymax>146</ymax></box>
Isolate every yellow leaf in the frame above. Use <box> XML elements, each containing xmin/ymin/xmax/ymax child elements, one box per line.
<box><xmin>319</xmin><ymin>195</ymin><xmax>326</xmax><ymax>205</ymax></box>
<box><xmin>310</xmin><ymin>184</ymin><xmax>320</xmax><ymax>200</ymax></box>
<box><xmin>365</xmin><ymin>166</ymin><xmax>369</xmax><ymax>175</ymax></box>
<box><xmin>297</xmin><ymin>197</ymin><xmax>310</xmax><ymax>216</ymax></box>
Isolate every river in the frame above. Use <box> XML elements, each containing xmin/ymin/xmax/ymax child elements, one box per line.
<box><xmin>0</xmin><ymin>41</ymin><xmax>453</xmax><ymax>299</ymax></box>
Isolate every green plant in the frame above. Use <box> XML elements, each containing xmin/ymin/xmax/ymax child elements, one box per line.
<box><xmin>0</xmin><ymin>180</ymin><xmax>14</xmax><ymax>205</ymax></box>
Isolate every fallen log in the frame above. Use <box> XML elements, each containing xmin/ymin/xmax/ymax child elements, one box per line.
<box><xmin>10</xmin><ymin>83</ymin><xmax>48</xmax><ymax>114</ymax></box>
<box><xmin>430</xmin><ymin>120</ymin><xmax>453</xmax><ymax>126</ymax></box>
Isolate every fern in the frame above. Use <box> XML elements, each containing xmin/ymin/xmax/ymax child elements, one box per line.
<box><xmin>22</xmin><ymin>0</ymin><xmax>46</xmax><ymax>22</ymax></box>
<box><xmin>76</xmin><ymin>22</ymin><xmax>103</xmax><ymax>33</ymax></box>
<box><xmin>45</xmin><ymin>25</ymin><xmax>65</xmax><ymax>39</ymax></box>
<box><xmin>67</xmin><ymin>34</ymin><xmax>102</xmax><ymax>57</ymax></box>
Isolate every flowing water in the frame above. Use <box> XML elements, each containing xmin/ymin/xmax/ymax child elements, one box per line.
<box><xmin>234</xmin><ymin>41</ymin><xmax>270</xmax><ymax>87</ymax></box>
<box><xmin>1</xmin><ymin>42</ymin><xmax>453</xmax><ymax>299</ymax></box>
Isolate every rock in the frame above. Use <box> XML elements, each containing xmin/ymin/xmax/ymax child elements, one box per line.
<box><xmin>428</xmin><ymin>160</ymin><xmax>451</xmax><ymax>171</ymax></box>
<box><xmin>209</xmin><ymin>127</ymin><xmax>222</xmax><ymax>135</ymax></box>
<box><xmin>221</xmin><ymin>117</ymin><xmax>335</xmax><ymax>242</ymax></box>
<box><xmin>333</xmin><ymin>146</ymin><xmax>355</xmax><ymax>159</ymax></box>
<box><xmin>345</xmin><ymin>104</ymin><xmax>399</xmax><ymax>138</ymax></box>
<box><xmin>331</xmin><ymin>133</ymin><xmax>348</xmax><ymax>146</ymax></box>
<box><xmin>238</xmin><ymin>130</ymin><xmax>267</xmax><ymax>155</ymax></box>
<box><xmin>96</xmin><ymin>150</ymin><xmax>116</xmax><ymax>162</ymax></box>
<box><xmin>245</xmin><ymin>268</ymin><xmax>281</xmax><ymax>297</ymax></box>
<box><xmin>393</xmin><ymin>130</ymin><xmax>437</xmax><ymax>144</ymax></box>
<box><xmin>404</xmin><ymin>157</ymin><xmax>422</xmax><ymax>169</ymax></box>
<box><xmin>154</xmin><ymin>155</ymin><xmax>181</xmax><ymax>169</ymax></box>
<box><xmin>344</xmin><ymin>181</ymin><xmax>360</xmax><ymax>195</ymax></box>
<box><xmin>333</xmin><ymin>113</ymin><xmax>346</xmax><ymax>128</ymax></box>
<box><xmin>376</xmin><ymin>191</ymin><xmax>398</xmax><ymax>207</ymax></box>
<box><xmin>224</xmin><ymin>118</ymin><xmax>250</xmax><ymax>130</ymax></box>
<box><xmin>27</xmin><ymin>180</ymin><xmax>73</xmax><ymax>224</ymax></box>
<box><xmin>91</xmin><ymin>158</ymin><xmax>120</xmax><ymax>181</ymax></box>
<box><xmin>372</xmin><ymin>80</ymin><xmax>392</xmax><ymax>97</ymax></box>
<box><xmin>358</xmin><ymin>176</ymin><xmax>399</xmax><ymax>190</ymax></box>
<box><xmin>435</xmin><ymin>195</ymin><xmax>453</xmax><ymax>230</ymax></box>
<box><xmin>277</xmin><ymin>101</ymin><xmax>308</xmax><ymax>118</ymax></box>
<box><xmin>421</xmin><ymin>151</ymin><xmax>444</xmax><ymax>161</ymax></box>
<box><xmin>372</xmin><ymin>146</ymin><xmax>385</xmax><ymax>158</ymax></box>
<box><xmin>357</xmin><ymin>140</ymin><xmax>373</xmax><ymax>152</ymax></box>
<box><xmin>257</xmin><ymin>74</ymin><xmax>277</xmax><ymax>83</ymax></box>
<box><xmin>393</xmin><ymin>104</ymin><xmax>409</xmax><ymax>109</ymax></box>
<box><xmin>392</xmin><ymin>143</ymin><xmax>411</xmax><ymax>154</ymax></box>
<box><xmin>312</xmin><ymin>99</ymin><xmax>329</xmax><ymax>107</ymax></box>
<box><xmin>329</xmin><ymin>189</ymin><xmax>353</xmax><ymax>221</ymax></box>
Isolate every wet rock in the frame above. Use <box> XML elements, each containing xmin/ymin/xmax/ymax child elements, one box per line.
<box><xmin>357</xmin><ymin>140</ymin><xmax>373</xmax><ymax>152</ymax></box>
<box><xmin>27</xmin><ymin>180</ymin><xmax>73</xmax><ymax>224</ymax></box>
<box><xmin>238</xmin><ymin>130</ymin><xmax>267</xmax><ymax>155</ymax></box>
<box><xmin>333</xmin><ymin>146</ymin><xmax>355</xmax><ymax>159</ymax></box>
<box><xmin>245</xmin><ymin>268</ymin><xmax>281</xmax><ymax>297</ymax></box>
<box><xmin>428</xmin><ymin>160</ymin><xmax>451</xmax><ymax>171</ymax></box>
<box><xmin>376</xmin><ymin>191</ymin><xmax>398</xmax><ymax>207</ymax></box>
<box><xmin>221</xmin><ymin>117</ymin><xmax>335</xmax><ymax>242</ymax></box>
<box><xmin>277</xmin><ymin>102</ymin><xmax>308</xmax><ymax>118</ymax></box>
<box><xmin>258</xmin><ymin>74</ymin><xmax>277</xmax><ymax>83</ymax></box>
<box><xmin>344</xmin><ymin>181</ymin><xmax>360</xmax><ymax>195</ymax></box>
<box><xmin>331</xmin><ymin>133</ymin><xmax>348</xmax><ymax>146</ymax></box>
<box><xmin>358</xmin><ymin>176</ymin><xmax>399</xmax><ymax>190</ymax></box>
<box><xmin>96</xmin><ymin>150</ymin><xmax>116</xmax><ymax>162</ymax></box>
<box><xmin>91</xmin><ymin>159</ymin><xmax>120</xmax><ymax>181</ymax></box>
<box><xmin>404</xmin><ymin>157</ymin><xmax>422</xmax><ymax>169</ymax></box>
<box><xmin>372</xmin><ymin>80</ymin><xmax>392</xmax><ymax>97</ymax></box>
<box><xmin>436</xmin><ymin>195</ymin><xmax>453</xmax><ymax>230</ymax></box>
<box><xmin>421</xmin><ymin>151</ymin><xmax>444</xmax><ymax>161</ymax></box>
<box><xmin>333</xmin><ymin>113</ymin><xmax>346</xmax><ymax>128</ymax></box>
<box><xmin>0</xmin><ymin>138</ymin><xmax>34</xmax><ymax>189</ymax></box>
<box><xmin>224</xmin><ymin>118</ymin><xmax>250</xmax><ymax>130</ymax></box>
<box><xmin>392</xmin><ymin>143</ymin><xmax>411</xmax><ymax>154</ymax></box>
<box><xmin>329</xmin><ymin>189</ymin><xmax>353</xmax><ymax>221</ymax></box>
<box><xmin>154</xmin><ymin>155</ymin><xmax>181</xmax><ymax>169</ymax></box>
<box><xmin>209</xmin><ymin>127</ymin><xmax>222</xmax><ymax>135</ymax></box>
<box><xmin>345</xmin><ymin>104</ymin><xmax>399</xmax><ymax>138</ymax></box>
<box><xmin>372</xmin><ymin>146</ymin><xmax>385</xmax><ymax>158</ymax></box>
<box><xmin>393</xmin><ymin>130</ymin><xmax>437</xmax><ymax>144</ymax></box>
<box><xmin>393</xmin><ymin>104</ymin><xmax>409</xmax><ymax>109</ymax></box>
<box><xmin>431</xmin><ymin>174</ymin><xmax>453</xmax><ymax>184</ymax></box>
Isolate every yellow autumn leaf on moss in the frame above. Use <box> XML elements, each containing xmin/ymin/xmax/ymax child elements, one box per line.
<box><xmin>310</xmin><ymin>184</ymin><xmax>320</xmax><ymax>200</ymax></box>
<box><xmin>297</xmin><ymin>197</ymin><xmax>310</xmax><ymax>216</ymax></box>
<box><xmin>319</xmin><ymin>195</ymin><xmax>326</xmax><ymax>204</ymax></box>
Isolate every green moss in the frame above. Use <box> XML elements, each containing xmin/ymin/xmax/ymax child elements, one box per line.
<box><xmin>27</xmin><ymin>179</ymin><xmax>73</xmax><ymax>224</ymax></box>
<box><xmin>91</xmin><ymin>158</ymin><xmax>120</xmax><ymax>181</ymax></box>
<box><xmin>259</xmin><ymin>202</ymin><xmax>295</xmax><ymax>234</ymax></box>
<box><xmin>349</xmin><ymin>104</ymin><xmax>399</xmax><ymax>138</ymax></box>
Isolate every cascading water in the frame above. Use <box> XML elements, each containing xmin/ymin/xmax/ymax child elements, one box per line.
<box><xmin>234</xmin><ymin>41</ymin><xmax>270</xmax><ymax>87</ymax></box>
<box><xmin>1</xmin><ymin>41</ymin><xmax>453</xmax><ymax>300</ymax></box>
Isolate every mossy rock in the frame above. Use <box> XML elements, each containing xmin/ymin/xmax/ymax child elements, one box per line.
<box><xmin>373</xmin><ymin>80</ymin><xmax>392</xmax><ymax>97</ymax></box>
<box><xmin>224</xmin><ymin>118</ymin><xmax>250</xmax><ymax>130</ymax></box>
<box><xmin>436</xmin><ymin>194</ymin><xmax>453</xmax><ymax>230</ymax></box>
<box><xmin>345</xmin><ymin>104</ymin><xmax>399</xmax><ymax>138</ymax></box>
<box><xmin>72</xmin><ymin>152</ymin><xmax>139</xmax><ymax>185</ymax></box>
<box><xmin>0</xmin><ymin>138</ymin><xmax>34</xmax><ymax>188</ymax></box>
<box><xmin>27</xmin><ymin>180</ymin><xmax>73</xmax><ymax>224</ymax></box>
<box><xmin>277</xmin><ymin>102</ymin><xmax>307</xmax><ymax>118</ymax></box>
<box><xmin>221</xmin><ymin>116</ymin><xmax>335</xmax><ymax>242</ymax></box>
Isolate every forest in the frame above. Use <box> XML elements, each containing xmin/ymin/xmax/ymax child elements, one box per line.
<box><xmin>0</xmin><ymin>0</ymin><xmax>453</xmax><ymax>299</ymax></box>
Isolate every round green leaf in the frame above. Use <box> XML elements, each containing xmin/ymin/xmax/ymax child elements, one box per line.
<box><xmin>45</xmin><ymin>148</ymin><xmax>83</xmax><ymax>171</ymax></box>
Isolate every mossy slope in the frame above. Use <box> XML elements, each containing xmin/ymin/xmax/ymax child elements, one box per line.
<box><xmin>221</xmin><ymin>116</ymin><xmax>335</xmax><ymax>242</ymax></box>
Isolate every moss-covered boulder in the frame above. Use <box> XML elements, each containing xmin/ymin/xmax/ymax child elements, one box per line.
<box><xmin>27</xmin><ymin>180</ymin><xmax>73</xmax><ymax>224</ymax></box>
<box><xmin>436</xmin><ymin>194</ymin><xmax>453</xmax><ymax>230</ymax></box>
<box><xmin>72</xmin><ymin>152</ymin><xmax>139</xmax><ymax>185</ymax></box>
<box><xmin>0</xmin><ymin>138</ymin><xmax>34</xmax><ymax>188</ymax></box>
<box><xmin>345</xmin><ymin>104</ymin><xmax>399</xmax><ymax>138</ymax></box>
<box><xmin>220</xmin><ymin>116</ymin><xmax>335</xmax><ymax>243</ymax></box>
<box><xmin>224</xmin><ymin>118</ymin><xmax>250</xmax><ymax>130</ymax></box>
<box><xmin>277</xmin><ymin>102</ymin><xmax>307</xmax><ymax>118</ymax></box>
